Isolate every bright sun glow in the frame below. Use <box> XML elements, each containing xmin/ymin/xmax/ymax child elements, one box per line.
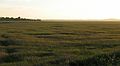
<box><xmin>0</xmin><ymin>0</ymin><xmax>120</xmax><ymax>19</ymax></box>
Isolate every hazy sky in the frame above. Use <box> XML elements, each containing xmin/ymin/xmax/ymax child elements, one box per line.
<box><xmin>0</xmin><ymin>0</ymin><xmax>120</xmax><ymax>19</ymax></box>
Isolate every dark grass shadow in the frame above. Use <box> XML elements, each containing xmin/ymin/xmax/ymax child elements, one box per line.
<box><xmin>0</xmin><ymin>39</ymin><xmax>16</xmax><ymax>46</ymax></box>
<box><xmin>5</xmin><ymin>48</ymin><xmax>17</xmax><ymax>53</ymax></box>
<box><xmin>0</xmin><ymin>54</ymin><xmax>23</xmax><ymax>63</ymax></box>
<box><xmin>0</xmin><ymin>39</ymin><xmax>24</xmax><ymax>46</ymax></box>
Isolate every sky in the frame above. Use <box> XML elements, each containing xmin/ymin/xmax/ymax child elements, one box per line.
<box><xmin>0</xmin><ymin>0</ymin><xmax>120</xmax><ymax>20</ymax></box>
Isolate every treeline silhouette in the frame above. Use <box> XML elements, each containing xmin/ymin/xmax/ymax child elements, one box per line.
<box><xmin>0</xmin><ymin>17</ymin><xmax>41</xmax><ymax>21</ymax></box>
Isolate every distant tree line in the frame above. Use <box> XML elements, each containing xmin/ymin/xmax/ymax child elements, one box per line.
<box><xmin>0</xmin><ymin>17</ymin><xmax>41</xmax><ymax>21</ymax></box>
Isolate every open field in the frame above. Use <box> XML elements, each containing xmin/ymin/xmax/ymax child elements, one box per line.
<box><xmin>0</xmin><ymin>21</ymin><xmax>119</xmax><ymax>66</ymax></box>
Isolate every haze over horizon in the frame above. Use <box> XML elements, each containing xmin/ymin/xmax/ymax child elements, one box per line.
<box><xmin>0</xmin><ymin>0</ymin><xmax>120</xmax><ymax>20</ymax></box>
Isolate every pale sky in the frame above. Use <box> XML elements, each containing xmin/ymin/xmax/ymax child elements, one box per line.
<box><xmin>0</xmin><ymin>0</ymin><xmax>120</xmax><ymax>19</ymax></box>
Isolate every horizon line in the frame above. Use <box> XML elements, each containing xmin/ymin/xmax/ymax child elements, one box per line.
<box><xmin>1</xmin><ymin>16</ymin><xmax>120</xmax><ymax>21</ymax></box>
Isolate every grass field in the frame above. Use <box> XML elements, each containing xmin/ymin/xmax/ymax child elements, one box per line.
<box><xmin>0</xmin><ymin>21</ymin><xmax>119</xmax><ymax>66</ymax></box>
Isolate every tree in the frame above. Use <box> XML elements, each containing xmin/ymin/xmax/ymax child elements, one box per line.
<box><xmin>17</xmin><ymin>17</ymin><xmax>21</xmax><ymax>19</ymax></box>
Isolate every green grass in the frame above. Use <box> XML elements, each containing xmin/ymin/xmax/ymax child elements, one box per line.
<box><xmin>0</xmin><ymin>21</ymin><xmax>119</xmax><ymax>66</ymax></box>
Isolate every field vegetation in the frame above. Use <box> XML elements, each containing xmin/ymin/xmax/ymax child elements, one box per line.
<box><xmin>0</xmin><ymin>21</ymin><xmax>119</xmax><ymax>66</ymax></box>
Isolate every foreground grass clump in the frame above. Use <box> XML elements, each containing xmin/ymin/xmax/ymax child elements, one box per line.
<box><xmin>69</xmin><ymin>51</ymin><xmax>120</xmax><ymax>66</ymax></box>
<box><xmin>0</xmin><ymin>21</ymin><xmax>119</xmax><ymax>66</ymax></box>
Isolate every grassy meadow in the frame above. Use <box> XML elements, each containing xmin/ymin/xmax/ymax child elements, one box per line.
<box><xmin>0</xmin><ymin>21</ymin><xmax>119</xmax><ymax>66</ymax></box>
